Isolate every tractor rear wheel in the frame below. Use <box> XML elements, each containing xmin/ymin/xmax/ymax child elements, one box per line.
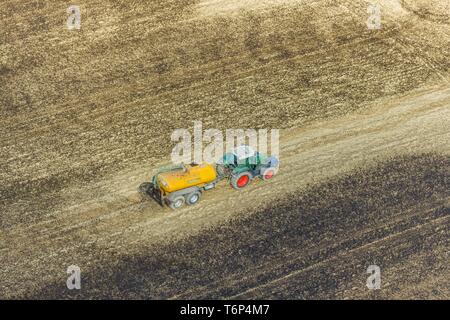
<box><xmin>169</xmin><ymin>196</ymin><xmax>185</xmax><ymax>210</ymax></box>
<box><xmin>231</xmin><ymin>172</ymin><xmax>252</xmax><ymax>189</ymax></box>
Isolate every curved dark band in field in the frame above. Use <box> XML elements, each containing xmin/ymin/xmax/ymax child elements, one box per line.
<box><xmin>2</xmin><ymin>0</ymin><xmax>449</xmax><ymax>299</ymax></box>
<box><xmin>29</xmin><ymin>154</ymin><xmax>449</xmax><ymax>299</ymax></box>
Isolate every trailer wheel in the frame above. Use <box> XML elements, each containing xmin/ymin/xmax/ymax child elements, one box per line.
<box><xmin>231</xmin><ymin>172</ymin><xmax>252</xmax><ymax>189</ymax></box>
<box><xmin>186</xmin><ymin>191</ymin><xmax>201</xmax><ymax>205</ymax></box>
<box><xmin>169</xmin><ymin>196</ymin><xmax>185</xmax><ymax>210</ymax></box>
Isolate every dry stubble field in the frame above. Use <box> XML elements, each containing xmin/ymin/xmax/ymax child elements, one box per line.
<box><xmin>0</xmin><ymin>0</ymin><xmax>449</xmax><ymax>299</ymax></box>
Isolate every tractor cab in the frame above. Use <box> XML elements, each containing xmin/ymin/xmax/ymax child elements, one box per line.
<box><xmin>221</xmin><ymin>145</ymin><xmax>262</xmax><ymax>169</ymax></box>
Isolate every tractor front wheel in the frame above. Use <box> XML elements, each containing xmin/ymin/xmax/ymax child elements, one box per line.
<box><xmin>231</xmin><ymin>172</ymin><xmax>252</xmax><ymax>189</ymax></box>
<box><xmin>261</xmin><ymin>167</ymin><xmax>277</xmax><ymax>181</ymax></box>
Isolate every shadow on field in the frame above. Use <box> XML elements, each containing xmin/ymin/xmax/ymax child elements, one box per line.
<box><xmin>30</xmin><ymin>153</ymin><xmax>449</xmax><ymax>299</ymax></box>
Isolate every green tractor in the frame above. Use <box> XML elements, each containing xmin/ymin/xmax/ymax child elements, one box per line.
<box><xmin>217</xmin><ymin>145</ymin><xmax>279</xmax><ymax>189</ymax></box>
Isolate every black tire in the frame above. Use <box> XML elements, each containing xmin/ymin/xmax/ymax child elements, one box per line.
<box><xmin>186</xmin><ymin>191</ymin><xmax>201</xmax><ymax>205</ymax></box>
<box><xmin>169</xmin><ymin>196</ymin><xmax>185</xmax><ymax>210</ymax></box>
<box><xmin>231</xmin><ymin>172</ymin><xmax>252</xmax><ymax>190</ymax></box>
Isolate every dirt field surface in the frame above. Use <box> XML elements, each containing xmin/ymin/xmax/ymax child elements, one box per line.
<box><xmin>1</xmin><ymin>0</ymin><xmax>449</xmax><ymax>299</ymax></box>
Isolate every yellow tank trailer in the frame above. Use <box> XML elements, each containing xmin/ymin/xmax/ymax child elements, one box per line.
<box><xmin>157</xmin><ymin>164</ymin><xmax>217</xmax><ymax>194</ymax></box>
<box><xmin>151</xmin><ymin>163</ymin><xmax>219</xmax><ymax>209</ymax></box>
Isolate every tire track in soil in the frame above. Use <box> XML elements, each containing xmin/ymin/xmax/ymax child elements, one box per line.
<box><xmin>1</xmin><ymin>0</ymin><xmax>450</xmax><ymax>298</ymax></box>
<box><xmin>1</xmin><ymin>85</ymin><xmax>449</xmax><ymax>298</ymax></box>
<box><xmin>168</xmin><ymin>201</ymin><xmax>449</xmax><ymax>299</ymax></box>
<box><xmin>26</xmin><ymin>153</ymin><xmax>450</xmax><ymax>299</ymax></box>
<box><xmin>228</xmin><ymin>213</ymin><xmax>449</xmax><ymax>299</ymax></box>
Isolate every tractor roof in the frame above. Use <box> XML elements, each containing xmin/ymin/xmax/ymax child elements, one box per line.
<box><xmin>233</xmin><ymin>145</ymin><xmax>256</xmax><ymax>160</ymax></box>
